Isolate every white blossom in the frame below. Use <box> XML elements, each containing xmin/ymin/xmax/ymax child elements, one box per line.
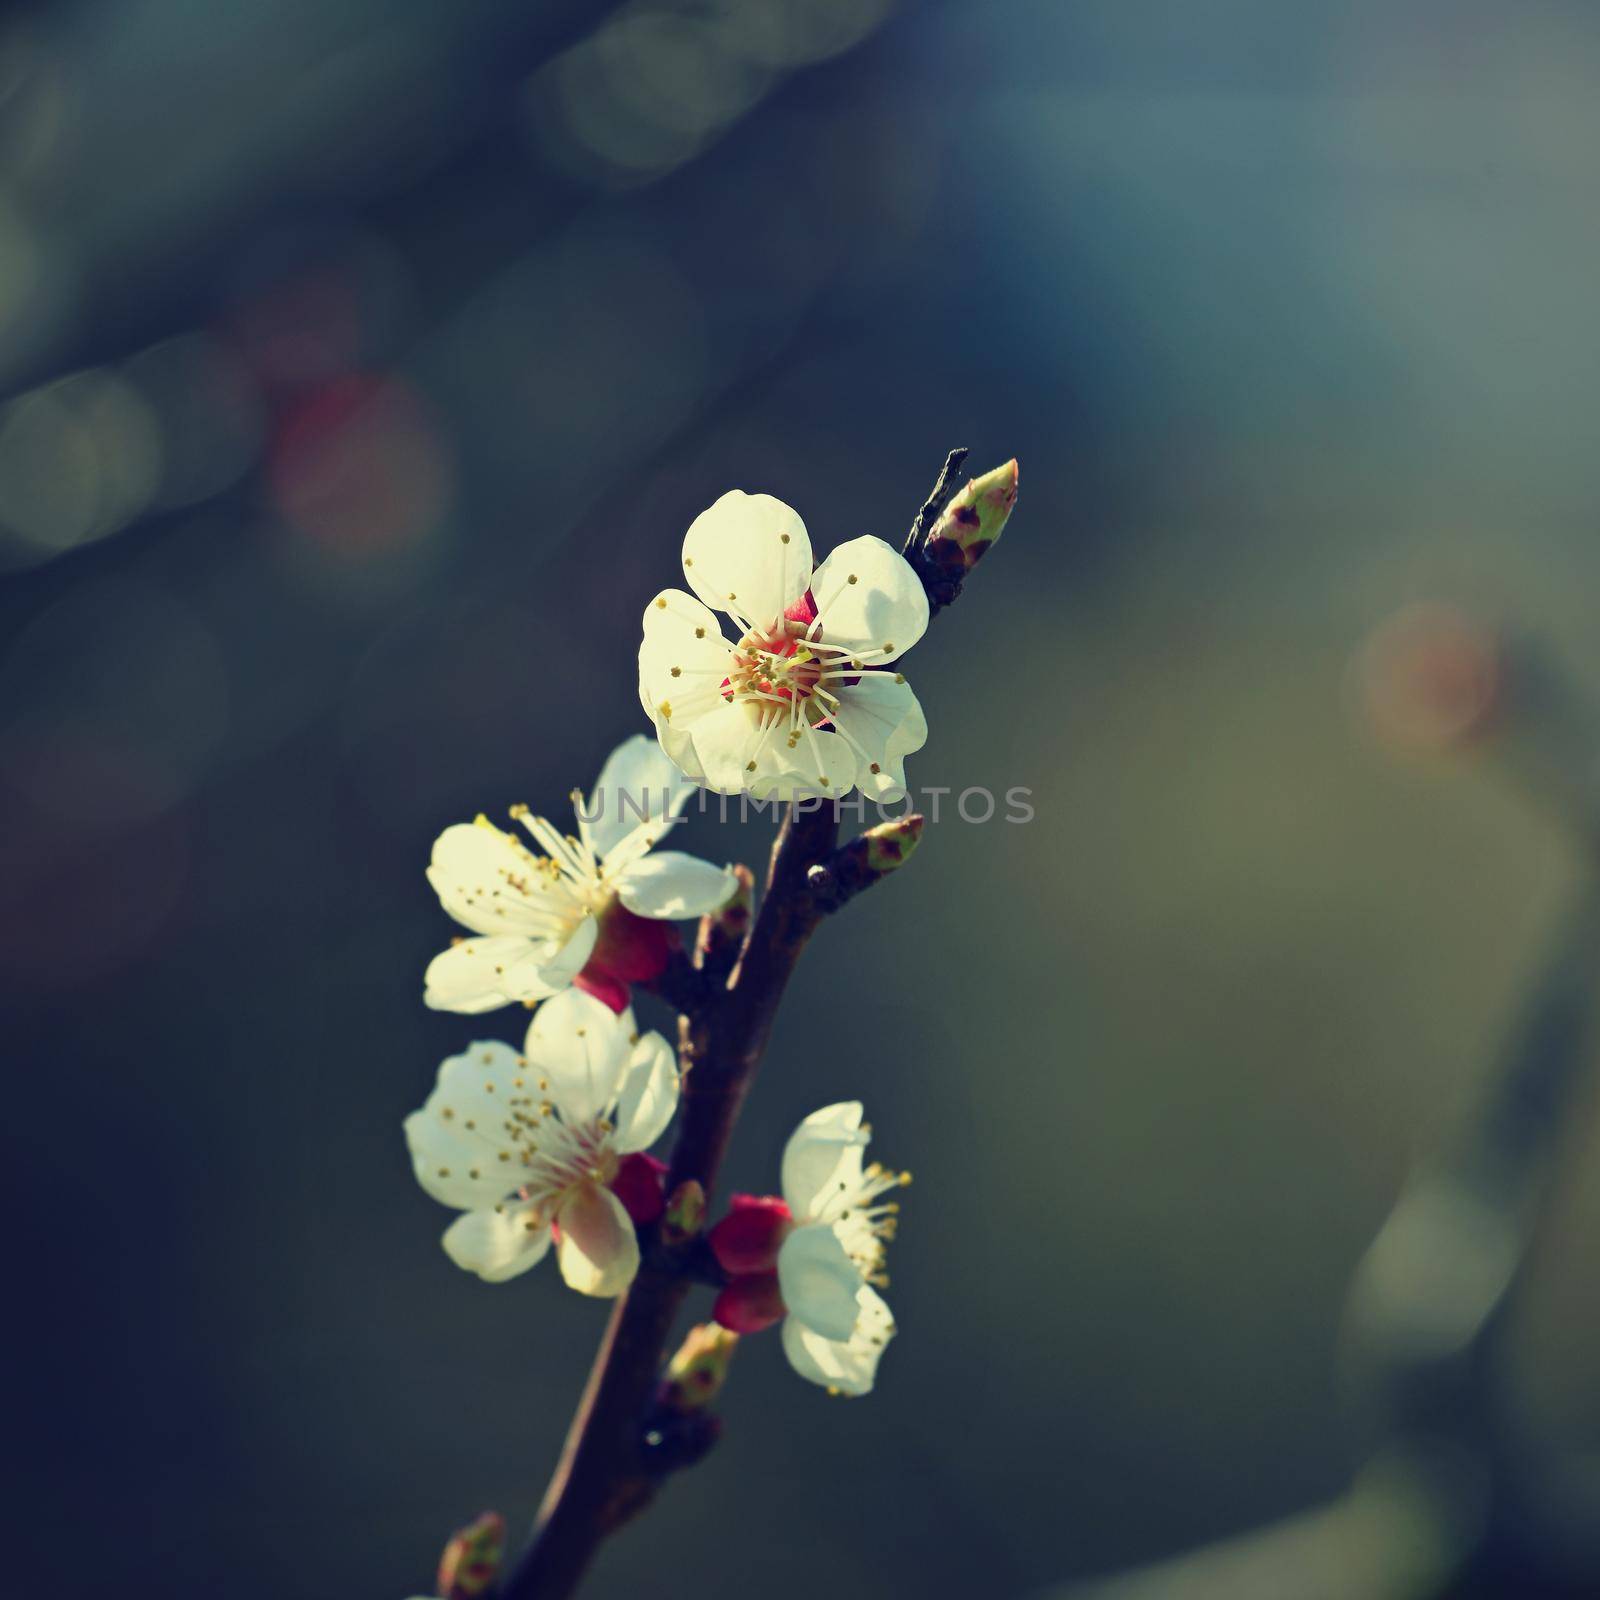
<box><xmin>775</xmin><ymin>1101</ymin><xmax>906</xmax><ymax>1395</ymax></box>
<box><xmin>423</xmin><ymin>734</ymin><xmax>736</xmax><ymax>1014</ymax></box>
<box><xmin>403</xmin><ymin>989</ymin><xmax>678</xmax><ymax>1295</ymax></box>
<box><xmin>638</xmin><ymin>491</ymin><xmax>929</xmax><ymax>801</ymax></box>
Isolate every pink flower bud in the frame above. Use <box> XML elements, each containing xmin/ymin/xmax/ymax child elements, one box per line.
<box><xmin>713</xmin><ymin>1271</ymin><xmax>786</xmax><ymax>1334</ymax></box>
<box><xmin>575</xmin><ymin>901</ymin><xmax>680</xmax><ymax>1012</ymax></box>
<box><xmin>707</xmin><ymin>1193</ymin><xmax>793</xmax><ymax>1276</ymax></box>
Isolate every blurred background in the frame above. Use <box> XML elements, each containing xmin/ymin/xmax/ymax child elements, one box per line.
<box><xmin>7</xmin><ymin>1</ymin><xmax>1600</xmax><ymax>1595</ymax></box>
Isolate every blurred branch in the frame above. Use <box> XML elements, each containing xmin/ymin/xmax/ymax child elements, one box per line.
<box><xmin>1048</xmin><ymin>611</ymin><xmax>1600</xmax><ymax>1600</ymax></box>
<box><xmin>497</xmin><ymin>451</ymin><xmax>1012</xmax><ymax>1600</ymax></box>
<box><xmin>1057</xmin><ymin>1456</ymin><xmax>1463</xmax><ymax>1600</ymax></box>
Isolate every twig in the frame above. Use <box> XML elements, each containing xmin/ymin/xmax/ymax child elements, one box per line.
<box><xmin>499</xmin><ymin>802</ymin><xmax>836</xmax><ymax>1600</ymax></box>
<box><xmin>499</xmin><ymin>451</ymin><xmax>1006</xmax><ymax>1599</ymax></box>
<box><xmin>902</xmin><ymin>446</ymin><xmax>970</xmax><ymax>557</ymax></box>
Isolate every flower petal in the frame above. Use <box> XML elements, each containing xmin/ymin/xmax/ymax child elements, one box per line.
<box><xmin>776</xmin><ymin>1222</ymin><xmax>864</xmax><ymax>1342</ymax></box>
<box><xmin>579</xmin><ymin>732</ymin><xmax>700</xmax><ymax>863</ymax></box>
<box><xmin>639</xmin><ymin>592</ymin><xmax>735</xmax><ymax>747</ymax></box>
<box><xmin>748</xmin><ymin>725</ymin><xmax>858</xmax><ymax>803</ymax></box>
<box><xmin>781</xmin><ymin>1284</ymin><xmax>895</xmax><ymax>1395</ymax></box>
<box><xmin>441</xmin><ymin>1200</ymin><xmax>552</xmax><ymax>1282</ymax></box>
<box><xmin>781</xmin><ymin>1101</ymin><xmax>868</xmax><ymax>1220</ymax></box>
<box><xmin>522</xmin><ymin>986</ymin><xmax>635</xmax><ymax>1124</ymax></box>
<box><xmin>427</xmin><ymin>819</ymin><xmax>581</xmax><ymax>938</ymax></box>
<box><xmin>686</xmin><ymin>699</ymin><xmax>770</xmax><ymax>794</ymax></box>
<box><xmin>423</xmin><ymin>916</ymin><xmax>597</xmax><ymax>1014</ymax></box>
<box><xmin>827</xmin><ymin>673</ymin><xmax>928</xmax><ymax>803</ymax></box>
<box><xmin>810</xmin><ymin>536</ymin><xmax>929</xmax><ymax>664</ymax></box>
<box><xmin>404</xmin><ymin>1040</ymin><xmax>527</xmax><ymax>1210</ymax></box>
<box><xmin>615</xmin><ymin>851</ymin><xmax>737</xmax><ymax>920</ymax></box>
<box><xmin>645</xmin><ymin>701</ymin><xmax>708</xmax><ymax>785</ymax></box>
<box><xmin>555</xmin><ymin>1182</ymin><xmax>641</xmax><ymax>1297</ymax></box>
<box><xmin>681</xmin><ymin>491</ymin><xmax>812</xmax><ymax>626</ymax></box>
<box><xmin>612</xmin><ymin>1030</ymin><xmax>680</xmax><ymax>1153</ymax></box>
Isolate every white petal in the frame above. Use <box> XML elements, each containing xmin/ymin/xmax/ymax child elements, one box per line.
<box><xmin>612</xmin><ymin>1030</ymin><xmax>679</xmax><ymax>1153</ymax></box>
<box><xmin>639</xmin><ymin>590</ymin><xmax>735</xmax><ymax>736</ymax></box>
<box><xmin>555</xmin><ymin>1182</ymin><xmax>641</xmax><ymax>1297</ymax></box>
<box><xmin>423</xmin><ymin>917</ymin><xmax>596</xmax><ymax>1014</ymax></box>
<box><xmin>641</xmin><ymin>586</ymin><xmax>729</xmax><ymax>651</ymax></box>
<box><xmin>686</xmin><ymin>699</ymin><xmax>770</xmax><ymax>794</ymax></box>
<box><xmin>776</xmin><ymin>1222</ymin><xmax>864</xmax><ymax>1342</ymax></box>
<box><xmin>781</xmin><ymin>1101</ymin><xmax>868</xmax><ymax>1220</ymax></box>
<box><xmin>828</xmin><ymin>673</ymin><xmax>927</xmax><ymax>802</ymax></box>
<box><xmin>681</xmin><ymin>491</ymin><xmax>812</xmax><ymax>626</ymax></box>
<box><xmin>747</xmin><ymin>725</ymin><xmax>857</xmax><ymax>803</ymax></box>
<box><xmin>536</xmin><ymin>913</ymin><xmax>599</xmax><ymax>988</ymax></box>
<box><xmin>522</xmin><ymin>986</ymin><xmax>635</xmax><ymax>1124</ymax></box>
<box><xmin>427</xmin><ymin>820</ymin><xmax>580</xmax><ymax>938</ymax></box>
<box><xmin>615</xmin><ymin>851</ymin><xmax>737</xmax><ymax>919</ymax></box>
<box><xmin>810</xmin><ymin>536</ymin><xmax>929</xmax><ymax>664</ymax></box>
<box><xmin>441</xmin><ymin>1200</ymin><xmax>552</xmax><ymax>1282</ymax></box>
<box><xmin>579</xmin><ymin>733</ymin><xmax>700</xmax><ymax>863</ymax></box>
<box><xmin>405</xmin><ymin>1040</ymin><xmax>527</xmax><ymax>1210</ymax></box>
<box><xmin>781</xmin><ymin>1284</ymin><xmax>895</xmax><ymax>1395</ymax></box>
<box><xmin>644</xmin><ymin>696</ymin><xmax>709</xmax><ymax>785</ymax></box>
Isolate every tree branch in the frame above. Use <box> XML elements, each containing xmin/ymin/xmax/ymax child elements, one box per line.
<box><xmin>498</xmin><ymin>451</ymin><xmax>1012</xmax><ymax>1599</ymax></box>
<box><xmin>499</xmin><ymin>802</ymin><xmax>835</xmax><ymax>1600</ymax></box>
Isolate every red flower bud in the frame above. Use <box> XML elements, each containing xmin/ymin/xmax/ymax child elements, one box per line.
<box><xmin>574</xmin><ymin>901</ymin><xmax>680</xmax><ymax>1012</ymax></box>
<box><xmin>713</xmin><ymin>1271</ymin><xmax>786</xmax><ymax>1335</ymax></box>
<box><xmin>611</xmin><ymin>1152</ymin><xmax>668</xmax><ymax>1226</ymax></box>
<box><xmin>572</xmin><ymin>968</ymin><xmax>630</xmax><ymax>1013</ymax></box>
<box><xmin>707</xmin><ymin>1193</ymin><xmax>792</xmax><ymax>1276</ymax></box>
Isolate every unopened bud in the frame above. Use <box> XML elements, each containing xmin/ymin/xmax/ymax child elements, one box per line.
<box><xmin>809</xmin><ymin>815</ymin><xmax>924</xmax><ymax>913</ymax></box>
<box><xmin>661</xmin><ymin>1178</ymin><xmax>707</xmax><ymax>1245</ymax></box>
<box><xmin>922</xmin><ymin>458</ymin><xmax>1018</xmax><ymax>578</ymax></box>
<box><xmin>436</xmin><ymin>1511</ymin><xmax>504</xmax><ymax>1600</ymax></box>
<box><xmin>712</xmin><ymin>1272</ymin><xmax>786</xmax><ymax>1335</ymax></box>
<box><xmin>658</xmin><ymin>1321</ymin><xmax>740</xmax><ymax>1412</ymax></box>
<box><xmin>861</xmin><ymin>814</ymin><xmax>923</xmax><ymax>874</ymax></box>
<box><xmin>612</xmin><ymin>1152</ymin><xmax>667</xmax><ymax>1226</ymax></box>
<box><xmin>707</xmin><ymin>1193</ymin><xmax>792</xmax><ymax>1275</ymax></box>
<box><xmin>696</xmin><ymin>863</ymin><xmax>753</xmax><ymax>977</ymax></box>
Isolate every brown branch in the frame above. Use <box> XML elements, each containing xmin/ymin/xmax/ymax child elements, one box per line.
<box><xmin>496</xmin><ymin>450</ymin><xmax>1012</xmax><ymax>1599</ymax></box>
<box><xmin>500</xmin><ymin>803</ymin><xmax>836</xmax><ymax>1599</ymax></box>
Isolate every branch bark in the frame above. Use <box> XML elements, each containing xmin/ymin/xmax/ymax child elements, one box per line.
<box><xmin>499</xmin><ymin>803</ymin><xmax>836</xmax><ymax>1600</ymax></box>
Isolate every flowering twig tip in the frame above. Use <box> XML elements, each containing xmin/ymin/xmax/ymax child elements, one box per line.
<box><xmin>924</xmin><ymin>457</ymin><xmax>1018</xmax><ymax>572</ymax></box>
